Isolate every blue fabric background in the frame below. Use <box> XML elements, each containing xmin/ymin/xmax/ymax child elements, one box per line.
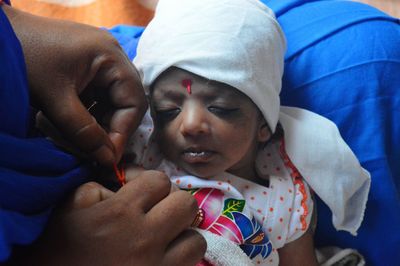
<box><xmin>261</xmin><ymin>2</ymin><xmax>400</xmax><ymax>265</ymax></box>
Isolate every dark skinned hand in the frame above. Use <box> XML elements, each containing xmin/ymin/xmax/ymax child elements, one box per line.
<box><xmin>19</xmin><ymin>171</ymin><xmax>206</xmax><ymax>265</ymax></box>
<box><xmin>3</xmin><ymin>5</ymin><xmax>147</xmax><ymax>166</ymax></box>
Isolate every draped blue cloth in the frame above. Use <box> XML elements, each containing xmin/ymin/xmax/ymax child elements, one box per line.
<box><xmin>0</xmin><ymin>7</ymin><xmax>89</xmax><ymax>262</ymax></box>
<box><xmin>110</xmin><ymin>1</ymin><xmax>400</xmax><ymax>265</ymax></box>
<box><xmin>260</xmin><ymin>1</ymin><xmax>400</xmax><ymax>265</ymax></box>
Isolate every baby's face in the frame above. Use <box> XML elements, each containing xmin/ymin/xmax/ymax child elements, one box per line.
<box><xmin>150</xmin><ymin>67</ymin><xmax>269</xmax><ymax>179</ymax></box>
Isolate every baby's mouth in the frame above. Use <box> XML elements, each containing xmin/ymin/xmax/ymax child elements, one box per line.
<box><xmin>181</xmin><ymin>149</ymin><xmax>215</xmax><ymax>163</ymax></box>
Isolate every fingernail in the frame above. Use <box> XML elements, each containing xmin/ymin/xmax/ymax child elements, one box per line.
<box><xmin>94</xmin><ymin>145</ymin><xmax>116</xmax><ymax>166</ymax></box>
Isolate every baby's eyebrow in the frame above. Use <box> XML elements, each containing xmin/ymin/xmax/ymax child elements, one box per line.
<box><xmin>204</xmin><ymin>81</ymin><xmax>242</xmax><ymax>98</ymax></box>
<box><xmin>202</xmin><ymin>90</ymin><xmax>241</xmax><ymax>102</ymax></box>
<box><xmin>200</xmin><ymin>94</ymin><xmax>235</xmax><ymax>103</ymax></box>
<box><xmin>153</xmin><ymin>88</ymin><xmax>185</xmax><ymax>101</ymax></box>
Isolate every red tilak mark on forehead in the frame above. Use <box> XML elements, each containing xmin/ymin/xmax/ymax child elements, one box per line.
<box><xmin>182</xmin><ymin>79</ymin><xmax>192</xmax><ymax>94</ymax></box>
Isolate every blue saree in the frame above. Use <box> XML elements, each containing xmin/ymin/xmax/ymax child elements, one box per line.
<box><xmin>261</xmin><ymin>1</ymin><xmax>400</xmax><ymax>265</ymax></box>
<box><xmin>0</xmin><ymin>6</ymin><xmax>88</xmax><ymax>261</ymax></box>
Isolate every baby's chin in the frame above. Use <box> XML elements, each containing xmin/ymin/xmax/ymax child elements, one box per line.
<box><xmin>180</xmin><ymin>165</ymin><xmax>223</xmax><ymax>180</ymax></box>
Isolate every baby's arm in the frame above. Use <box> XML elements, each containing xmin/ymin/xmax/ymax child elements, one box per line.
<box><xmin>278</xmin><ymin>199</ymin><xmax>318</xmax><ymax>266</ymax></box>
<box><xmin>278</xmin><ymin>226</ymin><xmax>318</xmax><ymax>266</ymax></box>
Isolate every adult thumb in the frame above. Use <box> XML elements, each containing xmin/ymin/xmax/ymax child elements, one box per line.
<box><xmin>43</xmin><ymin>91</ymin><xmax>116</xmax><ymax>166</ymax></box>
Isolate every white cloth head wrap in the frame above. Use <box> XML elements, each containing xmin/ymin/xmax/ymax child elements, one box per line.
<box><xmin>133</xmin><ymin>0</ymin><xmax>370</xmax><ymax>235</ymax></box>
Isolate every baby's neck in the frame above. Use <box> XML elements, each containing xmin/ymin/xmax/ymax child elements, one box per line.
<box><xmin>227</xmin><ymin>167</ymin><xmax>270</xmax><ymax>187</ymax></box>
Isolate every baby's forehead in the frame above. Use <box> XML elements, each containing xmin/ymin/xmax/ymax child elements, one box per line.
<box><xmin>151</xmin><ymin>67</ymin><xmax>246</xmax><ymax>99</ymax></box>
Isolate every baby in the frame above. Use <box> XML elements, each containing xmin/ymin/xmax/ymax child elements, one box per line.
<box><xmin>128</xmin><ymin>0</ymin><xmax>371</xmax><ymax>265</ymax></box>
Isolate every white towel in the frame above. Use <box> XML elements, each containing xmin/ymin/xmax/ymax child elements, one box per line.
<box><xmin>196</xmin><ymin>229</ymin><xmax>254</xmax><ymax>266</ymax></box>
<box><xmin>133</xmin><ymin>0</ymin><xmax>370</xmax><ymax>235</ymax></box>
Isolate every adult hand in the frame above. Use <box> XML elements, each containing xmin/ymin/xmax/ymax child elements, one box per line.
<box><xmin>25</xmin><ymin>171</ymin><xmax>206</xmax><ymax>265</ymax></box>
<box><xmin>3</xmin><ymin>5</ymin><xmax>147</xmax><ymax>166</ymax></box>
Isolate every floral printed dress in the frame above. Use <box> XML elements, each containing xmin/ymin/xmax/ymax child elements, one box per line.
<box><xmin>127</xmin><ymin>111</ymin><xmax>313</xmax><ymax>266</ymax></box>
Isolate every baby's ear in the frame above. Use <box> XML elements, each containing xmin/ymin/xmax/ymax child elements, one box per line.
<box><xmin>257</xmin><ymin>118</ymin><xmax>271</xmax><ymax>142</ymax></box>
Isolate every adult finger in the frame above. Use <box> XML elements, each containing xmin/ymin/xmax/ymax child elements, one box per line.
<box><xmin>44</xmin><ymin>90</ymin><xmax>116</xmax><ymax>166</ymax></box>
<box><xmin>164</xmin><ymin>229</ymin><xmax>207</xmax><ymax>266</ymax></box>
<box><xmin>170</xmin><ymin>183</ymin><xmax>180</xmax><ymax>193</ymax></box>
<box><xmin>64</xmin><ymin>182</ymin><xmax>115</xmax><ymax>211</ymax></box>
<box><xmin>36</xmin><ymin>112</ymin><xmax>89</xmax><ymax>160</ymax></box>
<box><xmin>147</xmin><ymin>190</ymin><xmax>199</xmax><ymax>242</ymax></box>
<box><xmin>107</xmin><ymin>66</ymin><xmax>147</xmax><ymax>162</ymax></box>
<box><xmin>115</xmin><ymin>170</ymin><xmax>171</xmax><ymax>212</ymax></box>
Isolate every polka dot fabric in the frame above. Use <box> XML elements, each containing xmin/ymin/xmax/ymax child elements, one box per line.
<box><xmin>127</xmin><ymin>110</ymin><xmax>161</xmax><ymax>169</ymax></box>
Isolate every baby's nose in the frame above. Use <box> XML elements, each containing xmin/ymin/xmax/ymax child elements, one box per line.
<box><xmin>179</xmin><ymin>104</ymin><xmax>210</xmax><ymax>136</ymax></box>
